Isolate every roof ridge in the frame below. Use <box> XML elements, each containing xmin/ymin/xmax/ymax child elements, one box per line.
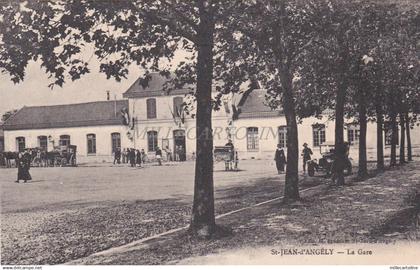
<box><xmin>19</xmin><ymin>99</ymin><xmax>128</xmax><ymax>109</ymax></box>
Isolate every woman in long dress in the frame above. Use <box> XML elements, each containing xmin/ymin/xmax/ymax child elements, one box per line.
<box><xmin>16</xmin><ymin>151</ymin><xmax>32</xmax><ymax>183</ymax></box>
<box><xmin>136</xmin><ymin>149</ymin><xmax>142</xmax><ymax>167</ymax></box>
<box><xmin>274</xmin><ymin>144</ymin><xmax>287</xmax><ymax>174</ymax></box>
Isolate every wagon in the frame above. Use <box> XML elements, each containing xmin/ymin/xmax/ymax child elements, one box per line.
<box><xmin>307</xmin><ymin>143</ymin><xmax>352</xmax><ymax>177</ymax></box>
<box><xmin>51</xmin><ymin>145</ymin><xmax>77</xmax><ymax>166</ymax></box>
<box><xmin>214</xmin><ymin>146</ymin><xmax>238</xmax><ymax>171</ymax></box>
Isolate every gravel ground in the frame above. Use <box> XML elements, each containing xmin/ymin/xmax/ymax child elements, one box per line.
<box><xmin>2</xmin><ymin>159</ymin><xmax>306</xmax><ymax>265</ymax></box>
<box><xmin>70</xmin><ymin>160</ymin><xmax>420</xmax><ymax>265</ymax></box>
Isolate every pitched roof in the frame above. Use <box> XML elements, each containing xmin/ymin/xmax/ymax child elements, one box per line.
<box><xmin>123</xmin><ymin>73</ymin><xmax>193</xmax><ymax>98</ymax></box>
<box><xmin>2</xmin><ymin>100</ymin><xmax>129</xmax><ymax>130</ymax></box>
<box><xmin>236</xmin><ymin>89</ymin><xmax>283</xmax><ymax>119</ymax></box>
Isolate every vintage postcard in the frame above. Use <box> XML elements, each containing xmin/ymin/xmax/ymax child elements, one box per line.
<box><xmin>0</xmin><ymin>0</ymin><xmax>419</xmax><ymax>269</ymax></box>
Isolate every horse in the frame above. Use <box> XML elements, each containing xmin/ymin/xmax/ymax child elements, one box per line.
<box><xmin>3</xmin><ymin>151</ymin><xmax>18</xmax><ymax>168</ymax></box>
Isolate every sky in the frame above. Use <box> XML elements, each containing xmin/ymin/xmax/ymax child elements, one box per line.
<box><xmin>0</xmin><ymin>46</ymin><xmax>191</xmax><ymax>118</ymax></box>
<box><xmin>0</xmin><ymin>59</ymin><xmax>144</xmax><ymax>116</ymax></box>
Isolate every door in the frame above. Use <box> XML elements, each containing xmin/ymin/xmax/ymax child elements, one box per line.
<box><xmin>173</xmin><ymin>130</ymin><xmax>186</xmax><ymax>161</ymax></box>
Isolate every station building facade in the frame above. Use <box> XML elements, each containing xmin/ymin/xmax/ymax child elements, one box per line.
<box><xmin>3</xmin><ymin>73</ymin><xmax>420</xmax><ymax>163</ymax></box>
<box><xmin>2</xmin><ymin>100</ymin><xmax>131</xmax><ymax>163</ymax></box>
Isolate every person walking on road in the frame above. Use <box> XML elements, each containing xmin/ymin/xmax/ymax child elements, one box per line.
<box><xmin>121</xmin><ymin>148</ymin><xmax>127</xmax><ymax>164</ymax></box>
<box><xmin>301</xmin><ymin>143</ymin><xmax>313</xmax><ymax>175</ymax></box>
<box><xmin>129</xmin><ymin>148</ymin><xmax>136</xmax><ymax>167</ymax></box>
<box><xmin>141</xmin><ymin>149</ymin><xmax>147</xmax><ymax>164</ymax></box>
<box><xmin>136</xmin><ymin>149</ymin><xmax>142</xmax><ymax>167</ymax></box>
<box><xmin>274</xmin><ymin>144</ymin><xmax>287</xmax><ymax>174</ymax></box>
<box><xmin>165</xmin><ymin>146</ymin><xmax>172</xmax><ymax>162</ymax></box>
<box><xmin>155</xmin><ymin>147</ymin><xmax>162</xmax><ymax>166</ymax></box>
<box><xmin>113</xmin><ymin>147</ymin><xmax>121</xmax><ymax>164</ymax></box>
<box><xmin>16</xmin><ymin>150</ymin><xmax>32</xmax><ymax>183</ymax></box>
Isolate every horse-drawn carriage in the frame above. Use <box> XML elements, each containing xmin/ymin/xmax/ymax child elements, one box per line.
<box><xmin>214</xmin><ymin>146</ymin><xmax>238</xmax><ymax>171</ymax></box>
<box><xmin>48</xmin><ymin>145</ymin><xmax>77</xmax><ymax>167</ymax></box>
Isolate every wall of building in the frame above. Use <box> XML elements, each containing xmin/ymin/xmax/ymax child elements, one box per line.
<box><xmin>129</xmin><ymin>94</ymin><xmax>228</xmax><ymax>122</ymax></box>
<box><xmin>128</xmin><ymin>94</ymin><xmax>231</xmax><ymax>159</ymax></box>
<box><xmin>233</xmin><ymin>115</ymin><xmax>420</xmax><ymax>162</ymax></box>
<box><xmin>127</xmin><ymin>115</ymin><xmax>231</xmax><ymax>159</ymax></box>
<box><xmin>3</xmin><ymin>125</ymin><xmax>131</xmax><ymax>163</ymax></box>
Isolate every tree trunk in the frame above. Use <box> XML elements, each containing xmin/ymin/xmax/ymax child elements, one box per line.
<box><xmin>190</xmin><ymin>8</ymin><xmax>216</xmax><ymax>237</ymax></box>
<box><xmin>275</xmin><ymin>1</ymin><xmax>299</xmax><ymax>201</ymax></box>
<box><xmin>333</xmin><ymin>36</ymin><xmax>348</xmax><ymax>186</ymax></box>
<box><xmin>334</xmin><ymin>85</ymin><xmax>346</xmax><ymax>185</ymax></box>
<box><xmin>376</xmin><ymin>104</ymin><xmax>384</xmax><ymax>171</ymax></box>
<box><xmin>405</xmin><ymin>113</ymin><xmax>412</xmax><ymax>161</ymax></box>
<box><xmin>399</xmin><ymin>112</ymin><xmax>405</xmax><ymax>164</ymax></box>
<box><xmin>280</xmin><ymin>70</ymin><xmax>300</xmax><ymax>202</ymax></box>
<box><xmin>358</xmin><ymin>92</ymin><xmax>368</xmax><ymax>179</ymax></box>
<box><xmin>390</xmin><ymin>112</ymin><xmax>397</xmax><ymax>167</ymax></box>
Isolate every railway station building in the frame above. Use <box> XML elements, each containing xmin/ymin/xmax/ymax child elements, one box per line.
<box><xmin>3</xmin><ymin>73</ymin><xmax>420</xmax><ymax>163</ymax></box>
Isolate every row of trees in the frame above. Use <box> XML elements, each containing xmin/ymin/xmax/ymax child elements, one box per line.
<box><xmin>1</xmin><ymin>0</ymin><xmax>419</xmax><ymax>237</ymax></box>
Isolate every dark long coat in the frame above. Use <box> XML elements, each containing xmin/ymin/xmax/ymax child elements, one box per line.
<box><xmin>274</xmin><ymin>149</ymin><xmax>287</xmax><ymax>172</ymax></box>
<box><xmin>136</xmin><ymin>150</ymin><xmax>142</xmax><ymax>165</ymax></box>
<box><xmin>17</xmin><ymin>154</ymin><xmax>32</xmax><ymax>181</ymax></box>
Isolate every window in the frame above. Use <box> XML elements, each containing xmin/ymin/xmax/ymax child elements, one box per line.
<box><xmin>16</xmin><ymin>137</ymin><xmax>25</xmax><ymax>152</ymax></box>
<box><xmin>278</xmin><ymin>126</ymin><xmax>287</xmax><ymax>148</ymax></box>
<box><xmin>146</xmin><ymin>98</ymin><xmax>157</xmax><ymax>119</ymax></box>
<box><xmin>59</xmin><ymin>135</ymin><xmax>71</xmax><ymax>146</ymax></box>
<box><xmin>173</xmin><ymin>97</ymin><xmax>184</xmax><ymax>117</ymax></box>
<box><xmin>38</xmin><ymin>136</ymin><xmax>48</xmax><ymax>151</ymax></box>
<box><xmin>247</xmin><ymin>127</ymin><xmax>259</xmax><ymax>150</ymax></box>
<box><xmin>87</xmin><ymin>134</ymin><xmax>96</xmax><ymax>154</ymax></box>
<box><xmin>347</xmin><ymin>125</ymin><xmax>360</xmax><ymax>145</ymax></box>
<box><xmin>312</xmin><ymin>124</ymin><xmax>326</xmax><ymax>147</ymax></box>
<box><xmin>111</xmin><ymin>133</ymin><xmax>121</xmax><ymax>153</ymax></box>
<box><xmin>147</xmin><ymin>131</ymin><xmax>158</xmax><ymax>152</ymax></box>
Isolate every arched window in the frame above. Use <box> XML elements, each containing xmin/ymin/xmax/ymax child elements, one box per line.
<box><xmin>16</xmin><ymin>137</ymin><xmax>25</xmax><ymax>152</ymax></box>
<box><xmin>59</xmin><ymin>135</ymin><xmax>71</xmax><ymax>146</ymax></box>
<box><xmin>146</xmin><ymin>98</ymin><xmax>157</xmax><ymax>119</ymax></box>
<box><xmin>247</xmin><ymin>127</ymin><xmax>259</xmax><ymax>150</ymax></box>
<box><xmin>111</xmin><ymin>132</ymin><xmax>121</xmax><ymax>153</ymax></box>
<box><xmin>38</xmin><ymin>136</ymin><xmax>48</xmax><ymax>151</ymax></box>
<box><xmin>278</xmin><ymin>126</ymin><xmax>287</xmax><ymax>148</ymax></box>
<box><xmin>87</xmin><ymin>134</ymin><xmax>96</xmax><ymax>154</ymax></box>
<box><xmin>147</xmin><ymin>131</ymin><xmax>158</xmax><ymax>152</ymax></box>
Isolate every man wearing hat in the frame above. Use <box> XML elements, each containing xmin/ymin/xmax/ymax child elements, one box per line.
<box><xmin>301</xmin><ymin>143</ymin><xmax>313</xmax><ymax>175</ymax></box>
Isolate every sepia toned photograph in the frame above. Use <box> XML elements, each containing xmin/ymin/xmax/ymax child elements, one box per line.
<box><xmin>0</xmin><ymin>0</ymin><xmax>419</xmax><ymax>268</ymax></box>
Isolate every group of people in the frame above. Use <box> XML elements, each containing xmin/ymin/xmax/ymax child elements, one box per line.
<box><xmin>274</xmin><ymin>142</ymin><xmax>313</xmax><ymax>175</ymax></box>
<box><xmin>164</xmin><ymin>145</ymin><xmax>186</xmax><ymax>162</ymax></box>
<box><xmin>274</xmin><ymin>142</ymin><xmax>351</xmax><ymax>175</ymax></box>
<box><xmin>113</xmin><ymin>148</ymin><xmax>148</xmax><ymax>167</ymax></box>
<box><xmin>113</xmin><ymin>145</ymin><xmax>187</xmax><ymax>167</ymax></box>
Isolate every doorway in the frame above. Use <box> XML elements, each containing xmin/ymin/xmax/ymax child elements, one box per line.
<box><xmin>173</xmin><ymin>129</ymin><xmax>186</xmax><ymax>161</ymax></box>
